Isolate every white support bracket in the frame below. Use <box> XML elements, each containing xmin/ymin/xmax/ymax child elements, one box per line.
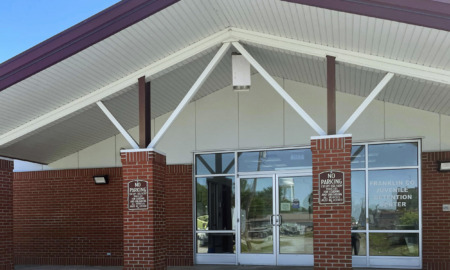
<box><xmin>338</xmin><ymin>72</ymin><xmax>395</xmax><ymax>134</ymax></box>
<box><xmin>232</xmin><ymin>41</ymin><xmax>326</xmax><ymax>136</ymax></box>
<box><xmin>148</xmin><ymin>42</ymin><xmax>231</xmax><ymax>148</ymax></box>
<box><xmin>96</xmin><ymin>101</ymin><xmax>140</xmax><ymax>149</ymax></box>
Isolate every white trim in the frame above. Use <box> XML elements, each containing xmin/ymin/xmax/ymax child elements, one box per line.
<box><xmin>0</xmin><ymin>156</ymin><xmax>13</xmax><ymax>161</ymax></box>
<box><xmin>148</xmin><ymin>42</ymin><xmax>231</xmax><ymax>148</ymax></box>
<box><xmin>338</xmin><ymin>73</ymin><xmax>394</xmax><ymax>134</ymax></box>
<box><xmin>120</xmin><ymin>148</ymin><xmax>166</xmax><ymax>156</ymax></box>
<box><xmin>96</xmin><ymin>101</ymin><xmax>139</xmax><ymax>149</ymax></box>
<box><xmin>232</xmin><ymin>41</ymin><xmax>326</xmax><ymax>136</ymax></box>
<box><xmin>2</xmin><ymin>28</ymin><xmax>448</xmax><ymax>148</ymax></box>
<box><xmin>230</xmin><ymin>28</ymin><xmax>450</xmax><ymax>85</ymax></box>
<box><xmin>0</xmin><ymin>29</ymin><xmax>230</xmax><ymax>147</ymax></box>
<box><xmin>311</xmin><ymin>134</ymin><xmax>352</xmax><ymax>140</ymax></box>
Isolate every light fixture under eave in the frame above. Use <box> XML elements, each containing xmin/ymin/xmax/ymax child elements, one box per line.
<box><xmin>93</xmin><ymin>175</ymin><xmax>109</xmax><ymax>184</ymax></box>
<box><xmin>232</xmin><ymin>53</ymin><xmax>251</xmax><ymax>92</ymax></box>
<box><xmin>438</xmin><ymin>161</ymin><xmax>450</xmax><ymax>172</ymax></box>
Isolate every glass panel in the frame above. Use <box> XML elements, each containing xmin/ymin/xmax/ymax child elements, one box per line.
<box><xmin>196</xmin><ymin>153</ymin><xmax>235</xmax><ymax>175</ymax></box>
<box><xmin>352</xmin><ymin>232</ymin><xmax>367</xmax><ymax>256</ymax></box>
<box><xmin>369</xmin><ymin>233</ymin><xmax>419</xmax><ymax>256</ymax></box>
<box><xmin>240</xmin><ymin>177</ymin><xmax>273</xmax><ymax>254</ymax></box>
<box><xmin>351</xmin><ymin>145</ymin><xmax>365</xmax><ymax>169</ymax></box>
<box><xmin>196</xmin><ymin>176</ymin><xmax>235</xmax><ymax>230</ymax></box>
<box><xmin>368</xmin><ymin>143</ymin><xmax>418</xmax><ymax>168</ymax></box>
<box><xmin>351</xmin><ymin>171</ymin><xmax>366</xmax><ymax>230</ymax></box>
<box><xmin>196</xmin><ymin>233</ymin><xmax>235</xmax><ymax>254</ymax></box>
<box><xmin>278</xmin><ymin>176</ymin><xmax>313</xmax><ymax>254</ymax></box>
<box><xmin>238</xmin><ymin>149</ymin><xmax>312</xmax><ymax>172</ymax></box>
<box><xmin>368</xmin><ymin>169</ymin><xmax>419</xmax><ymax>230</ymax></box>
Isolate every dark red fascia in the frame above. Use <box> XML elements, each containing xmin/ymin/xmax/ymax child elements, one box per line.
<box><xmin>283</xmin><ymin>0</ymin><xmax>450</xmax><ymax>32</ymax></box>
<box><xmin>0</xmin><ymin>0</ymin><xmax>179</xmax><ymax>92</ymax></box>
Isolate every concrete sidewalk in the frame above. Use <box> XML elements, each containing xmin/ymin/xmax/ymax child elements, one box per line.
<box><xmin>15</xmin><ymin>265</ymin><xmax>416</xmax><ymax>270</ymax></box>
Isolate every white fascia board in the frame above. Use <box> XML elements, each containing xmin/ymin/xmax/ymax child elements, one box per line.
<box><xmin>0</xmin><ymin>29</ymin><xmax>231</xmax><ymax>147</ymax></box>
<box><xmin>229</xmin><ymin>28</ymin><xmax>450</xmax><ymax>85</ymax></box>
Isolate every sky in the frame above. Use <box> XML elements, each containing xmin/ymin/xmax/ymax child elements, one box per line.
<box><xmin>0</xmin><ymin>0</ymin><xmax>121</xmax><ymax>64</ymax></box>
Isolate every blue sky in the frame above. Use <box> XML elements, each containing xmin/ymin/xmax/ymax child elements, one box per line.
<box><xmin>0</xmin><ymin>0</ymin><xmax>120</xmax><ymax>64</ymax></box>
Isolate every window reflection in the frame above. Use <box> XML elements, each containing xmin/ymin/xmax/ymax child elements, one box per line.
<box><xmin>351</xmin><ymin>171</ymin><xmax>366</xmax><ymax>230</ymax></box>
<box><xmin>368</xmin><ymin>143</ymin><xmax>418</xmax><ymax>168</ymax></box>
<box><xmin>196</xmin><ymin>153</ymin><xmax>235</xmax><ymax>175</ymax></box>
<box><xmin>196</xmin><ymin>177</ymin><xmax>235</xmax><ymax>231</ymax></box>
<box><xmin>368</xmin><ymin>169</ymin><xmax>418</xmax><ymax>230</ymax></box>
<box><xmin>196</xmin><ymin>233</ymin><xmax>235</xmax><ymax>254</ymax></box>
<box><xmin>238</xmin><ymin>149</ymin><xmax>312</xmax><ymax>172</ymax></box>
<box><xmin>279</xmin><ymin>177</ymin><xmax>313</xmax><ymax>254</ymax></box>
<box><xmin>369</xmin><ymin>233</ymin><xmax>419</xmax><ymax>256</ymax></box>
<box><xmin>352</xmin><ymin>232</ymin><xmax>366</xmax><ymax>256</ymax></box>
<box><xmin>351</xmin><ymin>145</ymin><xmax>365</xmax><ymax>169</ymax></box>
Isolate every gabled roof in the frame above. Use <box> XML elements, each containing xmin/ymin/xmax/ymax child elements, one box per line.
<box><xmin>0</xmin><ymin>0</ymin><xmax>449</xmax><ymax>164</ymax></box>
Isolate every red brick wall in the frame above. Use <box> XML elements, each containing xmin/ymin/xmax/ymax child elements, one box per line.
<box><xmin>13</xmin><ymin>168</ymin><xmax>123</xmax><ymax>266</ymax></box>
<box><xmin>422</xmin><ymin>152</ymin><xmax>450</xmax><ymax>270</ymax></box>
<box><xmin>311</xmin><ymin>136</ymin><xmax>352</xmax><ymax>270</ymax></box>
<box><xmin>0</xmin><ymin>159</ymin><xmax>14</xmax><ymax>270</ymax></box>
<box><xmin>165</xmin><ymin>165</ymin><xmax>193</xmax><ymax>266</ymax></box>
<box><xmin>121</xmin><ymin>151</ymin><xmax>167</xmax><ymax>270</ymax></box>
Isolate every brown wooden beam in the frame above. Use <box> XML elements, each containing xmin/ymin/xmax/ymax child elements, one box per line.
<box><xmin>327</xmin><ymin>55</ymin><xmax>336</xmax><ymax>135</ymax></box>
<box><xmin>138</xmin><ymin>76</ymin><xmax>151</xmax><ymax>148</ymax></box>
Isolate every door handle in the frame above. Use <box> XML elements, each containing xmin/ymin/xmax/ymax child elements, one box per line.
<box><xmin>270</xmin><ymin>215</ymin><xmax>276</xmax><ymax>226</ymax></box>
<box><xmin>278</xmin><ymin>214</ymin><xmax>283</xmax><ymax>226</ymax></box>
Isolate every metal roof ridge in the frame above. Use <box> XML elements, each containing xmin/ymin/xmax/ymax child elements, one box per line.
<box><xmin>0</xmin><ymin>0</ymin><xmax>180</xmax><ymax>92</ymax></box>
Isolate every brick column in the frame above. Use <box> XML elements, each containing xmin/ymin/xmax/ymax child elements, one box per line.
<box><xmin>0</xmin><ymin>159</ymin><xmax>14</xmax><ymax>270</ymax></box>
<box><xmin>121</xmin><ymin>150</ymin><xmax>166</xmax><ymax>270</ymax></box>
<box><xmin>311</xmin><ymin>135</ymin><xmax>352</xmax><ymax>270</ymax></box>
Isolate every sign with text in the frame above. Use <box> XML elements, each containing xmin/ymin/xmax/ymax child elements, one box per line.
<box><xmin>128</xmin><ymin>180</ymin><xmax>148</xmax><ymax>211</ymax></box>
<box><xmin>319</xmin><ymin>171</ymin><xmax>344</xmax><ymax>204</ymax></box>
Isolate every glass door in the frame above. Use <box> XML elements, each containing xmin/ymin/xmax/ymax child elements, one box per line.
<box><xmin>237</xmin><ymin>174</ymin><xmax>313</xmax><ymax>266</ymax></box>
<box><xmin>237</xmin><ymin>176</ymin><xmax>276</xmax><ymax>265</ymax></box>
<box><xmin>276</xmin><ymin>175</ymin><xmax>314</xmax><ymax>266</ymax></box>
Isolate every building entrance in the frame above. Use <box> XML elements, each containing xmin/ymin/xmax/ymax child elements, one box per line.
<box><xmin>237</xmin><ymin>174</ymin><xmax>313</xmax><ymax>266</ymax></box>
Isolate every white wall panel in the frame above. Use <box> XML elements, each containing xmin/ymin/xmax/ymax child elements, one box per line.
<box><xmin>385</xmin><ymin>103</ymin><xmax>440</xmax><ymax>151</ymax></box>
<box><xmin>196</xmin><ymin>86</ymin><xmax>238</xmax><ymax>151</ymax></box>
<box><xmin>78</xmin><ymin>137</ymin><xmax>116</xmax><ymax>168</ymax></box>
<box><xmin>238</xmin><ymin>74</ymin><xmax>284</xmax><ymax>148</ymax></box>
<box><xmin>440</xmin><ymin>115</ymin><xmax>450</xmax><ymax>151</ymax></box>
<box><xmin>155</xmin><ymin>103</ymin><xmax>196</xmax><ymax>164</ymax></box>
<box><xmin>284</xmin><ymin>80</ymin><xmax>326</xmax><ymax>145</ymax></box>
<box><xmin>337</xmin><ymin>92</ymin><xmax>385</xmax><ymax>142</ymax></box>
<box><xmin>19</xmin><ymin>77</ymin><xmax>449</xmax><ymax>172</ymax></box>
<box><xmin>48</xmin><ymin>153</ymin><xmax>79</xmax><ymax>170</ymax></box>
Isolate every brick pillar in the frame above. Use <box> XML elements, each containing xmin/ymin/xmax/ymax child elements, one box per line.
<box><xmin>0</xmin><ymin>159</ymin><xmax>14</xmax><ymax>270</ymax></box>
<box><xmin>121</xmin><ymin>150</ymin><xmax>166</xmax><ymax>270</ymax></box>
<box><xmin>311</xmin><ymin>135</ymin><xmax>352</xmax><ymax>270</ymax></box>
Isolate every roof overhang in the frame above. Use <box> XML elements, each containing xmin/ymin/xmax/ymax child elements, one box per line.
<box><xmin>0</xmin><ymin>0</ymin><xmax>449</xmax><ymax>164</ymax></box>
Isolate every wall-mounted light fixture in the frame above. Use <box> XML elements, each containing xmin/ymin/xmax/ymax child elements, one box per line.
<box><xmin>438</xmin><ymin>161</ymin><xmax>450</xmax><ymax>172</ymax></box>
<box><xmin>93</xmin><ymin>175</ymin><xmax>109</xmax><ymax>184</ymax></box>
<box><xmin>232</xmin><ymin>53</ymin><xmax>251</xmax><ymax>92</ymax></box>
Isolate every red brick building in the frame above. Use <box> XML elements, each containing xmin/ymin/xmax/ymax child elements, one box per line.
<box><xmin>1</xmin><ymin>1</ymin><xmax>449</xmax><ymax>269</ymax></box>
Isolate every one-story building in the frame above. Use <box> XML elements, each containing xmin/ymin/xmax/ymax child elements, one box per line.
<box><xmin>1</xmin><ymin>0</ymin><xmax>449</xmax><ymax>269</ymax></box>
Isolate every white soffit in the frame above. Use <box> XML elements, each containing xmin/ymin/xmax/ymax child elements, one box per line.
<box><xmin>0</xmin><ymin>0</ymin><xmax>449</xmax><ymax>162</ymax></box>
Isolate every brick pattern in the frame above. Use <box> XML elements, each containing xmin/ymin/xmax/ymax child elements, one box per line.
<box><xmin>13</xmin><ymin>167</ymin><xmax>123</xmax><ymax>266</ymax></box>
<box><xmin>422</xmin><ymin>152</ymin><xmax>450</xmax><ymax>270</ymax></box>
<box><xmin>165</xmin><ymin>165</ymin><xmax>193</xmax><ymax>266</ymax></box>
<box><xmin>311</xmin><ymin>136</ymin><xmax>352</xmax><ymax>270</ymax></box>
<box><xmin>0</xmin><ymin>159</ymin><xmax>14</xmax><ymax>270</ymax></box>
<box><xmin>121</xmin><ymin>151</ymin><xmax>166</xmax><ymax>270</ymax></box>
